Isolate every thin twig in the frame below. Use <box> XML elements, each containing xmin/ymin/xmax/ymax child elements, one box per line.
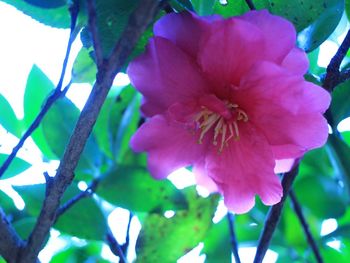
<box><xmin>56</xmin><ymin>179</ymin><xmax>99</xmax><ymax>217</ymax></box>
<box><xmin>0</xmin><ymin>208</ymin><xmax>24</xmax><ymax>263</ymax></box>
<box><xmin>0</xmin><ymin>0</ymin><xmax>80</xmax><ymax>179</ymax></box>
<box><xmin>323</xmin><ymin>29</ymin><xmax>350</xmax><ymax>92</ymax></box>
<box><xmin>227</xmin><ymin>213</ymin><xmax>241</xmax><ymax>263</ymax></box>
<box><xmin>107</xmin><ymin>230</ymin><xmax>128</xmax><ymax>263</ymax></box>
<box><xmin>87</xmin><ymin>0</ymin><xmax>104</xmax><ymax>66</ymax></box>
<box><xmin>245</xmin><ymin>0</ymin><xmax>256</xmax><ymax>10</ymax></box>
<box><xmin>289</xmin><ymin>191</ymin><xmax>323</xmax><ymax>263</ymax></box>
<box><xmin>254</xmin><ymin>162</ymin><xmax>300</xmax><ymax>263</ymax></box>
<box><xmin>17</xmin><ymin>1</ymin><xmax>161</xmax><ymax>262</ymax></box>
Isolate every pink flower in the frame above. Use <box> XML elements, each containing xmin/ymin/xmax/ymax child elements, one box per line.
<box><xmin>127</xmin><ymin>10</ymin><xmax>330</xmax><ymax>214</ymax></box>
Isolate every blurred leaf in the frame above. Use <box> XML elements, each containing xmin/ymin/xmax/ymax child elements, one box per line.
<box><xmin>327</xmin><ymin>134</ymin><xmax>350</xmax><ymax>195</ymax></box>
<box><xmin>0</xmin><ymin>94</ymin><xmax>22</xmax><ymax>137</ymax></box>
<box><xmin>42</xmin><ymin>96</ymin><xmax>102</xmax><ymax>180</ymax></box>
<box><xmin>113</xmin><ymin>95</ymin><xmax>140</xmax><ymax>163</ymax></box>
<box><xmin>97</xmin><ymin>166</ymin><xmax>187</xmax><ymax>212</ymax></box>
<box><xmin>0</xmin><ymin>0</ymin><xmax>70</xmax><ymax>28</ymax></box>
<box><xmin>94</xmin><ymin>0</ymin><xmax>139</xmax><ymax>57</ymax></box>
<box><xmin>0</xmin><ymin>154</ymin><xmax>31</xmax><ymax>180</ymax></box>
<box><xmin>14</xmin><ymin>183</ymin><xmax>107</xmax><ymax>240</ymax></box>
<box><xmin>93</xmin><ymin>85</ymin><xmax>132</xmax><ymax>159</ymax></box>
<box><xmin>202</xmin><ymin>218</ymin><xmax>231</xmax><ymax>263</ymax></box>
<box><xmin>23</xmin><ymin>65</ymin><xmax>56</xmax><ymax>159</ymax></box>
<box><xmin>12</xmin><ymin>217</ymin><xmax>37</xmax><ymax>239</ymax></box>
<box><xmin>322</xmin><ymin>224</ymin><xmax>350</xmax><ymax>241</ymax></box>
<box><xmin>24</xmin><ymin>0</ymin><xmax>66</xmax><ymax>9</ymax></box>
<box><xmin>345</xmin><ymin>0</ymin><xmax>350</xmax><ymax>19</ymax></box>
<box><xmin>330</xmin><ymin>79</ymin><xmax>350</xmax><ymax>126</ymax></box>
<box><xmin>0</xmin><ymin>191</ymin><xmax>17</xmax><ymax>215</ymax></box>
<box><xmin>174</xmin><ymin>0</ymin><xmax>194</xmax><ymax>11</ymax></box>
<box><xmin>136</xmin><ymin>188</ymin><xmax>219</xmax><ymax>262</ymax></box>
<box><xmin>191</xmin><ymin>0</ymin><xmax>216</xmax><ymax>15</ymax></box>
<box><xmin>55</xmin><ymin>184</ymin><xmax>108</xmax><ymax>240</ymax></box>
<box><xmin>322</xmin><ymin>240</ymin><xmax>350</xmax><ymax>263</ymax></box>
<box><xmin>294</xmin><ymin>174</ymin><xmax>346</xmax><ymax>218</ymax></box>
<box><xmin>71</xmin><ymin>48</ymin><xmax>97</xmax><ymax>84</ymax></box>
<box><xmin>51</xmin><ymin>242</ymin><xmax>110</xmax><ymax>263</ymax></box>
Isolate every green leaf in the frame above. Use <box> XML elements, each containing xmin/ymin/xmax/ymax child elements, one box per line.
<box><xmin>322</xmin><ymin>224</ymin><xmax>350</xmax><ymax>241</ymax></box>
<box><xmin>326</xmin><ymin>134</ymin><xmax>350</xmax><ymax>195</ymax></box>
<box><xmin>0</xmin><ymin>154</ymin><xmax>31</xmax><ymax>180</ymax></box>
<box><xmin>294</xmin><ymin>174</ymin><xmax>347</xmax><ymax>218</ymax></box>
<box><xmin>51</xmin><ymin>242</ymin><xmax>109</xmax><ymax>263</ymax></box>
<box><xmin>24</xmin><ymin>0</ymin><xmax>66</xmax><ymax>9</ymax></box>
<box><xmin>71</xmin><ymin>48</ymin><xmax>97</xmax><ymax>84</ymax></box>
<box><xmin>297</xmin><ymin>0</ymin><xmax>344</xmax><ymax>52</ymax></box>
<box><xmin>0</xmin><ymin>191</ymin><xmax>17</xmax><ymax>214</ymax></box>
<box><xmin>12</xmin><ymin>217</ymin><xmax>37</xmax><ymax>240</ymax></box>
<box><xmin>0</xmin><ymin>0</ymin><xmax>70</xmax><ymax>28</ymax></box>
<box><xmin>42</xmin><ymin>96</ymin><xmax>102</xmax><ymax>179</ymax></box>
<box><xmin>95</xmin><ymin>0</ymin><xmax>139</xmax><ymax>57</ymax></box>
<box><xmin>322</xmin><ymin>240</ymin><xmax>350</xmax><ymax>263</ymax></box>
<box><xmin>14</xmin><ymin>183</ymin><xmax>108</xmax><ymax>240</ymax></box>
<box><xmin>55</xmin><ymin>185</ymin><xmax>108</xmax><ymax>240</ymax></box>
<box><xmin>136</xmin><ymin>188</ymin><xmax>219</xmax><ymax>262</ymax></box>
<box><xmin>174</xmin><ymin>0</ymin><xmax>194</xmax><ymax>11</ymax></box>
<box><xmin>330</xmin><ymin>79</ymin><xmax>350</xmax><ymax>126</ymax></box>
<box><xmin>0</xmin><ymin>94</ymin><xmax>22</xmax><ymax>137</ymax></box>
<box><xmin>202</xmin><ymin>218</ymin><xmax>231</xmax><ymax>263</ymax></box>
<box><xmin>97</xmin><ymin>166</ymin><xmax>187</xmax><ymax>212</ymax></box>
<box><xmin>23</xmin><ymin>65</ymin><xmax>56</xmax><ymax>159</ymax></box>
<box><xmin>191</xmin><ymin>0</ymin><xmax>216</xmax><ymax>15</ymax></box>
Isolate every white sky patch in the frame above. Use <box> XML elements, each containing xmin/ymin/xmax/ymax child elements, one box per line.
<box><xmin>318</xmin><ymin>40</ymin><xmax>339</xmax><ymax>68</ymax></box>
<box><xmin>168</xmin><ymin>167</ymin><xmax>196</xmax><ymax>189</ymax></box>
<box><xmin>237</xmin><ymin>247</ymin><xmax>278</xmax><ymax>263</ymax></box>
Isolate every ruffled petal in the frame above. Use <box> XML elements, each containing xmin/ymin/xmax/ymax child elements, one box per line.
<box><xmin>239</xmin><ymin>9</ymin><xmax>296</xmax><ymax>63</ymax></box>
<box><xmin>281</xmin><ymin>47</ymin><xmax>309</xmax><ymax>75</ymax></box>
<box><xmin>127</xmin><ymin>37</ymin><xmax>209</xmax><ymax>117</ymax></box>
<box><xmin>193</xmin><ymin>161</ymin><xmax>218</xmax><ymax>192</ymax></box>
<box><xmin>274</xmin><ymin>159</ymin><xmax>295</xmax><ymax>173</ymax></box>
<box><xmin>205</xmin><ymin>123</ymin><xmax>281</xmax><ymax>214</ymax></box>
<box><xmin>130</xmin><ymin>115</ymin><xmax>206</xmax><ymax>179</ymax></box>
<box><xmin>154</xmin><ymin>12</ymin><xmax>218</xmax><ymax>57</ymax></box>
<box><xmin>236</xmin><ymin>61</ymin><xmax>330</xmax><ymax>159</ymax></box>
<box><xmin>198</xmin><ymin>18</ymin><xmax>264</xmax><ymax>90</ymax></box>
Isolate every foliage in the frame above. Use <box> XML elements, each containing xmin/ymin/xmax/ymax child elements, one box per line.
<box><xmin>0</xmin><ymin>0</ymin><xmax>349</xmax><ymax>262</ymax></box>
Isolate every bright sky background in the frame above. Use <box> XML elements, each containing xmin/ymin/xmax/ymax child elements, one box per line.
<box><xmin>0</xmin><ymin>1</ymin><xmax>346</xmax><ymax>262</ymax></box>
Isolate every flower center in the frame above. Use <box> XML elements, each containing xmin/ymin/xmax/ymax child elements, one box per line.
<box><xmin>194</xmin><ymin>102</ymin><xmax>248</xmax><ymax>152</ymax></box>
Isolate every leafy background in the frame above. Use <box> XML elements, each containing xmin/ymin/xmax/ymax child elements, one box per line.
<box><xmin>0</xmin><ymin>0</ymin><xmax>350</xmax><ymax>262</ymax></box>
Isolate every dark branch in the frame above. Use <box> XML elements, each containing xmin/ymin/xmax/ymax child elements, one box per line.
<box><xmin>17</xmin><ymin>1</ymin><xmax>161</xmax><ymax>262</ymax></box>
<box><xmin>87</xmin><ymin>0</ymin><xmax>104</xmax><ymax>66</ymax></box>
<box><xmin>289</xmin><ymin>191</ymin><xmax>324</xmax><ymax>263</ymax></box>
<box><xmin>107</xmin><ymin>230</ymin><xmax>127</xmax><ymax>263</ymax></box>
<box><xmin>0</xmin><ymin>0</ymin><xmax>80</xmax><ymax>179</ymax></box>
<box><xmin>227</xmin><ymin>213</ymin><xmax>241</xmax><ymax>263</ymax></box>
<box><xmin>323</xmin><ymin>29</ymin><xmax>350</xmax><ymax>92</ymax></box>
<box><xmin>0</xmin><ymin>208</ymin><xmax>23</xmax><ymax>262</ymax></box>
<box><xmin>245</xmin><ymin>0</ymin><xmax>256</xmax><ymax>10</ymax></box>
<box><xmin>254</xmin><ymin>162</ymin><xmax>300</xmax><ymax>263</ymax></box>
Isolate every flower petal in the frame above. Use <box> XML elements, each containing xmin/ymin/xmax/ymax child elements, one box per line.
<box><xmin>274</xmin><ymin>159</ymin><xmax>295</xmax><ymax>173</ymax></box>
<box><xmin>239</xmin><ymin>9</ymin><xmax>296</xmax><ymax>63</ymax></box>
<box><xmin>237</xmin><ymin>61</ymin><xmax>330</xmax><ymax>158</ymax></box>
<box><xmin>281</xmin><ymin>47</ymin><xmax>309</xmax><ymax>75</ymax></box>
<box><xmin>198</xmin><ymin>18</ymin><xmax>264</xmax><ymax>89</ymax></box>
<box><xmin>127</xmin><ymin>37</ymin><xmax>209</xmax><ymax>117</ymax></box>
<box><xmin>205</xmin><ymin>123</ymin><xmax>281</xmax><ymax>213</ymax></box>
<box><xmin>193</xmin><ymin>161</ymin><xmax>218</xmax><ymax>192</ymax></box>
<box><xmin>154</xmin><ymin>12</ymin><xmax>217</xmax><ymax>57</ymax></box>
<box><xmin>130</xmin><ymin>115</ymin><xmax>205</xmax><ymax>179</ymax></box>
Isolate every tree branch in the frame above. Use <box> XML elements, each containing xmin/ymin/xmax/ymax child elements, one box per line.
<box><xmin>0</xmin><ymin>208</ymin><xmax>23</xmax><ymax>263</ymax></box>
<box><xmin>323</xmin><ymin>29</ymin><xmax>350</xmax><ymax>92</ymax></box>
<box><xmin>289</xmin><ymin>191</ymin><xmax>324</xmax><ymax>263</ymax></box>
<box><xmin>0</xmin><ymin>0</ymin><xmax>80</xmax><ymax>179</ymax></box>
<box><xmin>245</xmin><ymin>0</ymin><xmax>256</xmax><ymax>10</ymax></box>
<box><xmin>107</xmin><ymin>230</ymin><xmax>128</xmax><ymax>263</ymax></box>
<box><xmin>17</xmin><ymin>1</ymin><xmax>161</xmax><ymax>262</ymax></box>
<box><xmin>253</xmin><ymin>162</ymin><xmax>300</xmax><ymax>263</ymax></box>
<box><xmin>227</xmin><ymin>212</ymin><xmax>241</xmax><ymax>263</ymax></box>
